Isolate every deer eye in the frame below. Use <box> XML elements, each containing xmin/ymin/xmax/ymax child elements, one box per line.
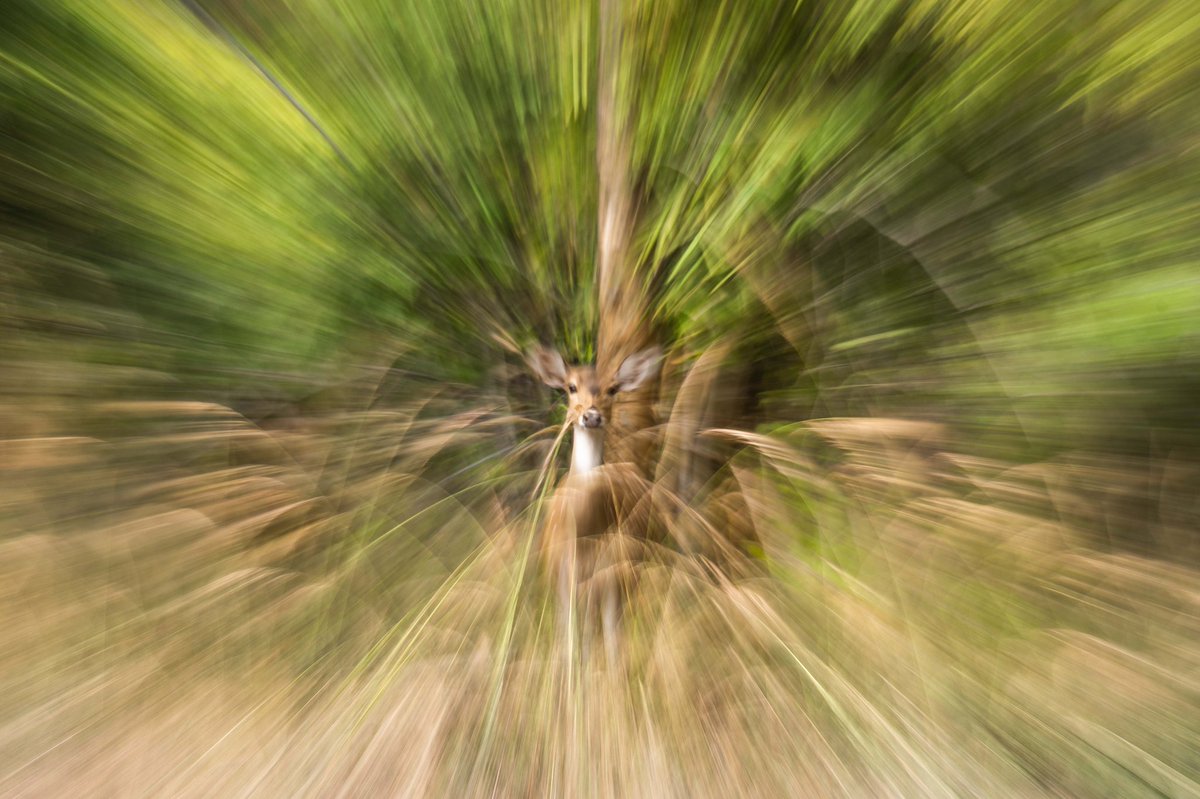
<box><xmin>607</xmin><ymin>385</ymin><xmax>619</xmax><ymax>396</ymax></box>
<box><xmin>568</xmin><ymin>384</ymin><xmax>577</xmax><ymax>393</ymax></box>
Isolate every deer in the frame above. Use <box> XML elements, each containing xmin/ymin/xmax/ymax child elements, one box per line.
<box><xmin>526</xmin><ymin>343</ymin><xmax>662</xmax><ymax>661</ymax></box>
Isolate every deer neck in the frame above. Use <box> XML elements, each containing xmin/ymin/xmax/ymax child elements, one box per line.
<box><xmin>571</xmin><ymin>425</ymin><xmax>605</xmax><ymax>475</ymax></box>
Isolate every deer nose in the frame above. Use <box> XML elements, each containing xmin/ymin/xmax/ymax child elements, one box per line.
<box><xmin>581</xmin><ymin>408</ymin><xmax>603</xmax><ymax>428</ymax></box>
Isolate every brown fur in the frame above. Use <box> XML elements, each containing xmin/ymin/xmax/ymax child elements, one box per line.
<box><xmin>527</xmin><ymin>345</ymin><xmax>662</xmax><ymax>659</ymax></box>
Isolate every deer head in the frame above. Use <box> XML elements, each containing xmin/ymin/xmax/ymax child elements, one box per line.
<box><xmin>528</xmin><ymin>344</ymin><xmax>662</xmax><ymax>475</ymax></box>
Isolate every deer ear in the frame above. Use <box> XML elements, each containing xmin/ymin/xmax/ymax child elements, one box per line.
<box><xmin>615</xmin><ymin>346</ymin><xmax>662</xmax><ymax>392</ymax></box>
<box><xmin>526</xmin><ymin>345</ymin><xmax>569</xmax><ymax>388</ymax></box>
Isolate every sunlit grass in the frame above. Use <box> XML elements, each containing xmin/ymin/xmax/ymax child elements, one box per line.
<box><xmin>2</xmin><ymin>370</ymin><xmax>1196</xmax><ymax>795</ymax></box>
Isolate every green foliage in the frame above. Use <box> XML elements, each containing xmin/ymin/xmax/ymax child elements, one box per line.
<box><xmin>2</xmin><ymin>0</ymin><xmax>1197</xmax><ymax>430</ymax></box>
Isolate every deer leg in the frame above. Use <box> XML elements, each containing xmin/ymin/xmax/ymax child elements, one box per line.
<box><xmin>601</xmin><ymin>577</ymin><xmax>620</xmax><ymax>670</ymax></box>
<box><xmin>556</xmin><ymin>536</ymin><xmax>577</xmax><ymax>659</ymax></box>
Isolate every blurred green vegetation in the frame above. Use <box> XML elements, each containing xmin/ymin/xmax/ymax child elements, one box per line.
<box><xmin>4</xmin><ymin>0</ymin><xmax>1197</xmax><ymax>462</ymax></box>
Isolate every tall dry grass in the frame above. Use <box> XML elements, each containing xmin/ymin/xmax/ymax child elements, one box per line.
<box><xmin>1</xmin><ymin>349</ymin><xmax>1196</xmax><ymax>798</ymax></box>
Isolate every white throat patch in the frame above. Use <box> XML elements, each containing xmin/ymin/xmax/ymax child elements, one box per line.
<box><xmin>571</xmin><ymin>424</ymin><xmax>605</xmax><ymax>475</ymax></box>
